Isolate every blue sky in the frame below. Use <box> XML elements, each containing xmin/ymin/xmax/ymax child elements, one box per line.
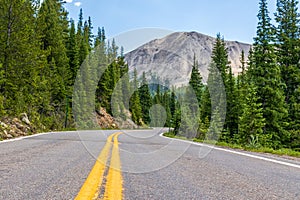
<box><xmin>64</xmin><ymin>0</ymin><xmax>282</xmax><ymax>50</ymax></box>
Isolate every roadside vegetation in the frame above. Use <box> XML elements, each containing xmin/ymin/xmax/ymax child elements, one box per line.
<box><xmin>0</xmin><ymin>0</ymin><xmax>299</xmax><ymax>156</ymax></box>
<box><xmin>164</xmin><ymin>0</ymin><xmax>300</xmax><ymax>156</ymax></box>
<box><xmin>164</xmin><ymin>131</ymin><xmax>300</xmax><ymax>158</ymax></box>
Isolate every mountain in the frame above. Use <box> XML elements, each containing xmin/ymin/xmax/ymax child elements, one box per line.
<box><xmin>124</xmin><ymin>31</ymin><xmax>251</xmax><ymax>87</ymax></box>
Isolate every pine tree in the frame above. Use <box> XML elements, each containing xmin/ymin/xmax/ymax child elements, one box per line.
<box><xmin>130</xmin><ymin>68</ymin><xmax>142</xmax><ymax>125</ymax></box>
<box><xmin>197</xmin><ymin>116</ymin><xmax>210</xmax><ymax>140</ymax></box>
<box><xmin>206</xmin><ymin>106</ymin><xmax>223</xmax><ymax>141</ymax></box>
<box><xmin>139</xmin><ymin>72</ymin><xmax>152</xmax><ymax>124</ymax></box>
<box><xmin>111</xmin><ymin>39</ymin><xmax>118</xmax><ymax>60</ymax></box>
<box><xmin>179</xmin><ymin>104</ymin><xmax>197</xmax><ymax>139</ymax></box>
<box><xmin>275</xmin><ymin>0</ymin><xmax>300</xmax><ymax>131</ymax></box>
<box><xmin>97</xmin><ymin>65</ymin><xmax>113</xmax><ymax>113</ymax></box>
<box><xmin>0</xmin><ymin>0</ymin><xmax>47</xmax><ymax>121</ymax></box>
<box><xmin>239</xmin><ymin>50</ymin><xmax>247</xmax><ymax>87</ymax></box>
<box><xmin>94</xmin><ymin>26</ymin><xmax>108</xmax><ymax>108</ymax></box>
<box><xmin>77</xmin><ymin>8</ymin><xmax>83</xmax><ymax>36</ymax></box>
<box><xmin>200</xmin><ymin>86</ymin><xmax>211</xmax><ymax>123</ymax></box>
<box><xmin>173</xmin><ymin>102</ymin><xmax>181</xmax><ymax>135</ymax></box>
<box><xmin>251</xmin><ymin>0</ymin><xmax>288</xmax><ymax>148</ymax></box>
<box><xmin>79</xmin><ymin>20</ymin><xmax>90</xmax><ymax>65</ymax></box>
<box><xmin>170</xmin><ymin>89</ymin><xmax>176</xmax><ymax>118</ymax></box>
<box><xmin>236</xmin><ymin>50</ymin><xmax>247</xmax><ymax>139</ymax></box>
<box><xmin>211</xmin><ymin>33</ymin><xmax>230</xmax><ymax>82</ymax></box>
<box><xmin>87</xmin><ymin>16</ymin><xmax>94</xmax><ymax>48</ymax></box>
<box><xmin>211</xmin><ymin>33</ymin><xmax>237</xmax><ymax>140</ymax></box>
<box><xmin>162</xmin><ymin>91</ymin><xmax>172</xmax><ymax>127</ymax></box>
<box><xmin>37</xmin><ymin>0</ymin><xmax>71</xmax><ymax>105</ymax></box>
<box><xmin>151</xmin><ymin>84</ymin><xmax>167</xmax><ymax>127</ymax></box>
<box><xmin>94</xmin><ymin>28</ymin><xmax>101</xmax><ymax>47</ymax></box>
<box><xmin>109</xmin><ymin>59</ymin><xmax>122</xmax><ymax>116</ymax></box>
<box><xmin>226</xmin><ymin>67</ymin><xmax>239</xmax><ymax>139</ymax></box>
<box><xmin>67</xmin><ymin>19</ymin><xmax>79</xmax><ymax>85</ymax></box>
<box><xmin>76</xmin><ymin>9</ymin><xmax>87</xmax><ymax>65</ymax></box>
<box><xmin>116</xmin><ymin>57</ymin><xmax>130</xmax><ymax>119</ymax></box>
<box><xmin>153</xmin><ymin>84</ymin><xmax>162</xmax><ymax>104</ymax></box>
<box><xmin>120</xmin><ymin>65</ymin><xmax>131</xmax><ymax>114</ymax></box>
<box><xmin>189</xmin><ymin>54</ymin><xmax>204</xmax><ymax>105</ymax></box>
<box><xmin>239</xmin><ymin>83</ymin><xmax>265</xmax><ymax>145</ymax></box>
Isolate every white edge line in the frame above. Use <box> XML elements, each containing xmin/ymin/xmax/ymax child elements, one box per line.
<box><xmin>3</xmin><ymin>130</ymin><xmax>300</xmax><ymax>169</ymax></box>
<box><xmin>159</xmin><ymin>132</ymin><xmax>300</xmax><ymax>169</ymax></box>
<box><xmin>0</xmin><ymin>131</ymin><xmax>79</xmax><ymax>144</ymax></box>
<box><xmin>0</xmin><ymin>129</ymin><xmax>151</xmax><ymax>144</ymax></box>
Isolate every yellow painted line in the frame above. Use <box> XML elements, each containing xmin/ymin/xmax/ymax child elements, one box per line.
<box><xmin>103</xmin><ymin>132</ymin><xmax>123</xmax><ymax>200</ymax></box>
<box><xmin>75</xmin><ymin>132</ymin><xmax>118</xmax><ymax>200</ymax></box>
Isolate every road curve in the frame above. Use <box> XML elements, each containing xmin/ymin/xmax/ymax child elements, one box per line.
<box><xmin>0</xmin><ymin>129</ymin><xmax>299</xmax><ymax>199</ymax></box>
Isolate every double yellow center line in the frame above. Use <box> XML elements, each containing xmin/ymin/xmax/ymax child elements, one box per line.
<box><xmin>75</xmin><ymin>132</ymin><xmax>123</xmax><ymax>200</ymax></box>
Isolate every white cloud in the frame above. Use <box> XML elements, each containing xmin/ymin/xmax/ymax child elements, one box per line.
<box><xmin>74</xmin><ymin>2</ymin><xmax>82</xmax><ymax>7</ymax></box>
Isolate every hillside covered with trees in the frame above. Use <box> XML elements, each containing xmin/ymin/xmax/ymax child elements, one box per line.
<box><xmin>0</xmin><ymin>0</ymin><xmax>299</xmax><ymax>153</ymax></box>
<box><xmin>170</xmin><ymin>0</ymin><xmax>300</xmax><ymax>151</ymax></box>
<box><xmin>0</xmin><ymin>0</ymin><xmax>129</xmax><ymax>132</ymax></box>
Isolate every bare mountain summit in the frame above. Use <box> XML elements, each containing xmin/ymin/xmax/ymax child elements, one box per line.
<box><xmin>125</xmin><ymin>31</ymin><xmax>251</xmax><ymax>86</ymax></box>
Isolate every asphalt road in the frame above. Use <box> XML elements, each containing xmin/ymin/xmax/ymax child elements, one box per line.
<box><xmin>0</xmin><ymin>129</ymin><xmax>299</xmax><ymax>199</ymax></box>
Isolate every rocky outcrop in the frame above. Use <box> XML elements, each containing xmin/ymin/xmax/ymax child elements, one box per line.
<box><xmin>96</xmin><ymin>107</ymin><xmax>139</xmax><ymax>129</ymax></box>
<box><xmin>0</xmin><ymin>109</ymin><xmax>139</xmax><ymax>140</ymax></box>
<box><xmin>125</xmin><ymin>31</ymin><xmax>251</xmax><ymax>87</ymax></box>
<box><xmin>96</xmin><ymin>107</ymin><xmax>117</xmax><ymax>129</ymax></box>
<box><xmin>0</xmin><ymin>114</ymin><xmax>34</xmax><ymax>140</ymax></box>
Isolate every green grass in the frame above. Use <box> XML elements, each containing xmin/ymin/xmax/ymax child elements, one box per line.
<box><xmin>62</xmin><ymin>127</ymin><xmax>77</xmax><ymax>131</ymax></box>
<box><xmin>247</xmin><ymin>147</ymin><xmax>300</xmax><ymax>157</ymax></box>
<box><xmin>163</xmin><ymin>132</ymin><xmax>300</xmax><ymax>158</ymax></box>
<box><xmin>163</xmin><ymin>132</ymin><xmax>176</xmax><ymax>138</ymax></box>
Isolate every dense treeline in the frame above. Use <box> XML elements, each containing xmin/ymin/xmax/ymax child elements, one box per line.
<box><xmin>119</xmin><ymin>0</ymin><xmax>300</xmax><ymax>151</ymax></box>
<box><xmin>169</xmin><ymin>0</ymin><xmax>300</xmax><ymax>150</ymax></box>
<box><xmin>0</xmin><ymin>0</ymin><xmax>172</xmax><ymax>131</ymax></box>
<box><xmin>0</xmin><ymin>0</ymin><xmax>128</xmax><ymax>131</ymax></box>
<box><xmin>0</xmin><ymin>0</ymin><xmax>299</xmax><ymax>151</ymax></box>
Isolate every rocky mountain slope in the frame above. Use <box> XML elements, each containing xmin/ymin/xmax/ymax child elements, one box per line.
<box><xmin>125</xmin><ymin>31</ymin><xmax>251</xmax><ymax>86</ymax></box>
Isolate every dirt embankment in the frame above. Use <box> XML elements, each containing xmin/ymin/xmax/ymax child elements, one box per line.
<box><xmin>0</xmin><ymin>108</ymin><xmax>139</xmax><ymax>140</ymax></box>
